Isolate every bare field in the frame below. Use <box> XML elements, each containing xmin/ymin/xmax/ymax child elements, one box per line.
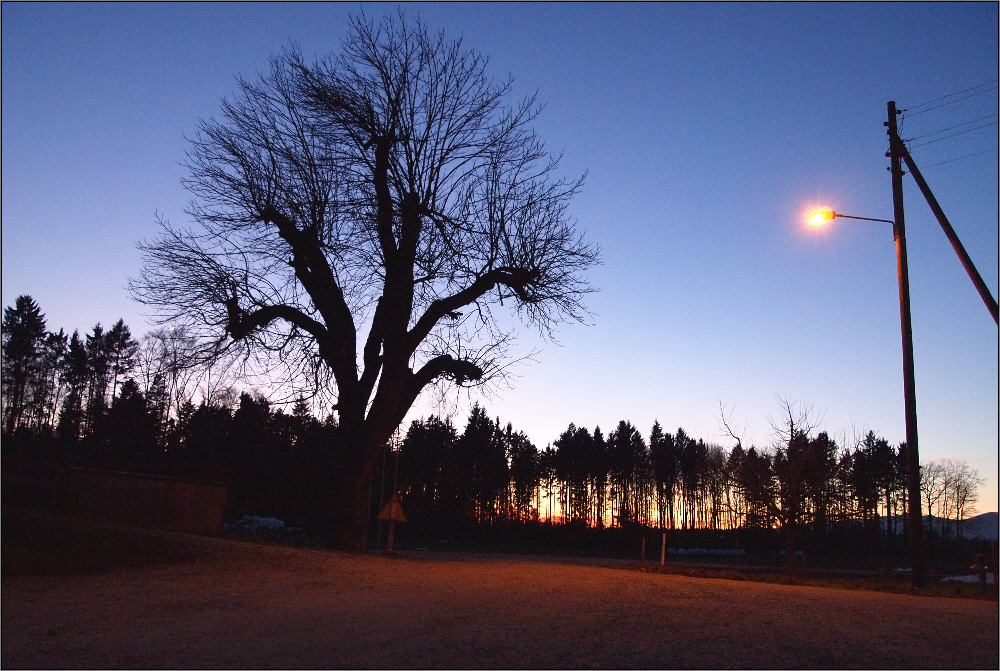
<box><xmin>2</xmin><ymin>522</ymin><xmax>997</xmax><ymax>669</ymax></box>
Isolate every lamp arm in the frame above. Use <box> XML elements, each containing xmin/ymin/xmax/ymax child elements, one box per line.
<box><xmin>834</xmin><ymin>213</ymin><xmax>895</xmax><ymax>224</ymax></box>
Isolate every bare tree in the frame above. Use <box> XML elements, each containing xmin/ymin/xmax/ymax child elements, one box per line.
<box><xmin>136</xmin><ymin>328</ymin><xmax>203</xmax><ymax>423</ymax></box>
<box><xmin>938</xmin><ymin>460</ymin><xmax>957</xmax><ymax>539</ymax></box>
<box><xmin>768</xmin><ymin>398</ymin><xmax>822</xmax><ymax>573</ymax></box>
<box><xmin>130</xmin><ymin>14</ymin><xmax>598</xmax><ymax>548</ymax></box>
<box><xmin>944</xmin><ymin>460</ymin><xmax>983</xmax><ymax>540</ymax></box>
<box><xmin>920</xmin><ymin>460</ymin><xmax>947</xmax><ymax>536</ymax></box>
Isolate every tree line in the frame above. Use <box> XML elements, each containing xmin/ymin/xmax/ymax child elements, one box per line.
<box><xmin>3</xmin><ymin>294</ymin><xmax>985</xmax><ymax>552</ymax></box>
<box><xmin>395</xmin><ymin>404</ymin><xmax>984</xmax><ymax>551</ymax></box>
<box><xmin>1</xmin><ymin>295</ymin><xmax>341</xmax><ymax>523</ymax></box>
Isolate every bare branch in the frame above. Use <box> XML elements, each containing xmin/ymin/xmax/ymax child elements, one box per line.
<box><xmin>129</xmin><ymin>11</ymin><xmax>598</xmax><ymax>548</ymax></box>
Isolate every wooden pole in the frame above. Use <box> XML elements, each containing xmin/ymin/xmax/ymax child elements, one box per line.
<box><xmin>887</xmin><ymin>100</ymin><xmax>925</xmax><ymax>587</ymax></box>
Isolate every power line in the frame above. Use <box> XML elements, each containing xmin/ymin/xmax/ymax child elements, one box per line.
<box><xmin>904</xmin><ymin>79</ymin><xmax>998</xmax><ymax>112</ymax></box>
<box><xmin>909</xmin><ymin>121</ymin><xmax>998</xmax><ymax>148</ymax></box>
<box><xmin>920</xmin><ymin>147</ymin><xmax>998</xmax><ymax>169</ymax></box>
<box><xmin>904</xmin><ymin>86</ymin><xmax>998</xmax><ymax>117</ymax></box>
<box><xmin>905</xmin><ymin>113</ymin><xmax>999</xmax><ymax>141</ymax></box>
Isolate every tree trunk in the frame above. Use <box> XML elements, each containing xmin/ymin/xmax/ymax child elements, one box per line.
<box><xmin>329</xmin><ymin>421</ymin><xmax>382</xmax><ymax>551</ymax></box>
<box><xmin>331</xmin><ymin>470</ymin><xmax>372</xmax><ymax>551</ymax></box>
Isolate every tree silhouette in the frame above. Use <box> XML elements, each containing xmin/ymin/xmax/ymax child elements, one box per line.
<box><xmin>106</xmin><ymin>319</ymin><xmax>139</xmax><ymax>402</ymax></box>
<box><xmin>102</xmin><ymin>378</ymin><xmax>159</xmax><ymax>470</ymax></box>
<box><xmin>588</xmin><ymin>427</ymin><xmax>609</xmax><ymax>528</ymax></box>
<box><xmin>2</xmin><ymin>295</ymin><xmax>48</xmax><ymax>434</ymax></box>
<box><xmin>538</xmin><ymin>443</ymin><xmax>558</xmax><ymax>523</ymax></box>
<box><xmin>398</xmin><ymin>415</ymin><xmax>457</xmax><ymax>525</ymax></box>
<box><xmin>850</xmin><ymin>431</ymin><xmax>894</xmax><ymax>548</ymax></box>
<box><xmin>506</xmin><ymin>425</ymin><xmax>540</xmax><ymax>522</ymax></box>
<box><xmin>554</xmin><ymin>423</ymin><xmax>595</xmax><ymax>524</ymax></box>
<box><xmin>767</xmin><ymin>401</ymin><xmax>836</xmax><ymax>572</ymax></box>
<box><xmin>675</xmin><ymin>429</ymin><xmax>703</xmax><ymax>529</ymax></box>
<box><xmin>130</xmin><ymin>13</ymin><xmax>598</xmax><ymax>548</ymax></box>
<box><xmin>703</xmin><ymin>443</ymin><xmax>729</xmax><ymax>529</ymax></box>
<box><xmin>135</xmin><ymin>327</ymin><xmax>202</xmax><ymax>431</ymax></box>
<box><xmin>607</xmin><ymin>421</ymin><xmax>648</xmax><ymax>527</ymax></box>
<box><xmin>448</xmin><ymin>404</ymin><xmax>509</xmax><ymax>524</ymax></box>
<box><xmin>6</xmin><ymin>296</ymin><xmax>990</xmax><ymax>558</ymax></box>
<box><xmin>725</xmin><ymin>443</ymin><xmax>747</xmax><ymax>529</ymax></box>
<box><xmin>56</xmin><ymin>330</ymin><xmax>89</xmax><ymax>441</ymax></box>
<box><xmin>36</xmin><ymin>329</ymin><xmax>69</xmax><ymax>434</ymax></box>
<box><xmin>649</xmin><ymin>422</ymin><xmax>675</xmax><ymax>528</ymax></box>
<box><xmin>920</xmin><ymin>460</ymin><xmax>947</xmax><ymax>536</ymax></box>
<box><xmin>948</xmin><ymin>460</ymin><xmax>984</xmax><ymax>539</ymax></box>
<box><xmin>801</xmin><ymin>431</ymin><xmax>839</xmax><ymax>541</ymax></box>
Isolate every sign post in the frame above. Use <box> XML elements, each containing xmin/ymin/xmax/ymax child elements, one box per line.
<box><xmin>377</xmin><ymin>495</ymin><xmax>406</xmax><ymax>554</ymax></box>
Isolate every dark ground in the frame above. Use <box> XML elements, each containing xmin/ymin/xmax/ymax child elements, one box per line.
<box><xmin>2</xmin><ymin>508</ymin><xmax>997</xmax><ymax>669</ymax></box>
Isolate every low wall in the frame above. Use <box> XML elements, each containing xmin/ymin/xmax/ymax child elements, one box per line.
<box><xmin>66</xmin><ymin>468</ymin><xmax>227</xmax><ymax>536</ymax></box>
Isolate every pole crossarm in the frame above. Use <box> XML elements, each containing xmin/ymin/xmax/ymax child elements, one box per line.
<box><xmin>891</xmin><ymin>134</ymin><xmax>1000</xmax><ymax>325</ymax></box>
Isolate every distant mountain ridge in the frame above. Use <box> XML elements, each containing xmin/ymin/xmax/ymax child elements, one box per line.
<box><xmin>879</xmin><ymin>512</ymin><xmax>998</xmax><ymax>541</ymax></box>
<box><xmin>940</xmin><ymin>511</ymin><xmax>998</xmax><ymax>541</ymax></box>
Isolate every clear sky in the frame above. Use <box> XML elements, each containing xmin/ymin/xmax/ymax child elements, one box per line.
<box><xmin>3</xmin><ymin>3</ymin><xmax>997</xmax><ymax>511</ymax></box>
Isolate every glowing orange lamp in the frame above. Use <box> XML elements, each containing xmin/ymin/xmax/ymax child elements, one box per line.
<box><xmin>807</xmin><ymin>210</ymin><xmax>835</xmax><ymax>225</ymax></box>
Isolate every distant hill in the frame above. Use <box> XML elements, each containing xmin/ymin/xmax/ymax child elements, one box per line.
<box><xmin>946</xmin><ymin>511</ymin><xmax>998</xmax><ymax>541</ymax></box>
<box><xmin>879</xmin><ymin>512</ymin><xmax>998</xmax><ymax>541</ymax></box>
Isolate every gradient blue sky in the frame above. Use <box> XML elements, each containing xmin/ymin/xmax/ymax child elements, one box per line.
<box><xmin>3</xmin><ymin>3</ymin><xmax>997</xmax><ymax>510</ymax></box>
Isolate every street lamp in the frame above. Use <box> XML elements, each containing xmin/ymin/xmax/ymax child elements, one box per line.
<box><xmin>805</xmin><ymin>205</ymin><xmax>925</xmax><ymax>587</ymax></box>
<box><xmin>808</xmin><ymin>100</ymin><xmax>998</xmax><ymax>587</ymax></box>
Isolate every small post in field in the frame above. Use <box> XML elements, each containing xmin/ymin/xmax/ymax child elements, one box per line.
<box><xmin>377</xmin><ymin>495</ymin><xmax>406</xmax><ymax>555</ymax></box>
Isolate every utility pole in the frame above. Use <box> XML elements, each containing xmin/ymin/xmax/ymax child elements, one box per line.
<box><xmin>886</xmin><ymin>101</ymin><xmax>925</xmax><ymax>587</ymax></box>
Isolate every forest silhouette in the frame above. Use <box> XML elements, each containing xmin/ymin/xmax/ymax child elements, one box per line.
<box><xmin>3</xmin><ymin>294</ymin><xmax>988</xmax><ymax>570</ymax></box>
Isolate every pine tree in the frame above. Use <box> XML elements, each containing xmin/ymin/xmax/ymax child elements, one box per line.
<box><xmin>106</xmin><ymin>319</ymin><xmax>139</xmax><ymax>402</ymax></box>
<box><xmin>507</xmin><ymin>425</ymin><xmax>540</xmax><ymax>522</ymax></box>
<box><xmin>56</xmin><ymin>331</ymin><xmax>89</xmax><ymax>442</ymax></box>
<box><xmin>2</xmin><ymin>295</ymin><xmax>48</xmax><ymax>434</ymax></box>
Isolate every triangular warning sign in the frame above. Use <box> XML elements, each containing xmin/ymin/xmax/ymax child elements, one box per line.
<box><xmin>377</xmin><ymin>495</ymin><xmax>406</xmax><ymax>522</ymax></box>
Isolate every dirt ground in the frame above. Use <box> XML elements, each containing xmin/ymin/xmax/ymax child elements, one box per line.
<box><xmin>2</xmin><ymin>520</ymin><xmax>998</xmax><ymax>669</ymax></box>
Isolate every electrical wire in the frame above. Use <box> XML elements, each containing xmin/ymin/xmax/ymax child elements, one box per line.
<box><xmin>904</xmin><ymin>80</ymin><xmax>998</xmax><ymax>112</ymax></box>
<box><xmin>903</xmin><ymin>86</ymin><xmax>998</xmax><ymax>117</ymax></box>
<box><xmin>908</xmin><ymin>121</ymin><xmax>998</xmax><ymax>148</ymax></box>
<box><xmin>920</xmin><ymin>147</ymin><xmax>998</xmax><ymax>169</ymax></box>
<box><xmin>905</xmin><ymin>113</ymin><xmax>998</xmax><ymax>142</ymax></box>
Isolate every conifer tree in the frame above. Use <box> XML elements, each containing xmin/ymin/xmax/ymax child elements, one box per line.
<box><xmin>2</xmin><ymin>295</ymin><xmax>48</xmax><ymax>434</ymax></box>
